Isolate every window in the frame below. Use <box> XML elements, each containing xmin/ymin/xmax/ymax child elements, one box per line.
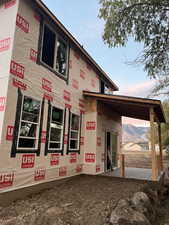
<box><xmin>49</xmin><ymin>106</ymin><xmax>64</xmax><ymax>150</ymax></box>
<box><xmin>42</xmin><ymin>25</ymin><xmax>56</xmax><ymax>68</ymax></box>
<box><xmin>100</xmin><ymin>80</ymin><xmax>112</xmax><ymax>94</ymax></box>
<box><xmin>17</xmin><ymin>96</ymin><xmax>41</xmax><ymax>149</ymax></box>
<box><xmin>41</xmin><ymin>24</ymin><xmax>68</xmax><ymax>77</ymax></box>
<box><xmin>69</xmin><ymin>113</ymin><xmax>80</xmax><ymax>150</ymax></box>
<box><xmin>100</xmin><ymin>81</ymin><xmax>105</xmax><ymax>94</ymax></box>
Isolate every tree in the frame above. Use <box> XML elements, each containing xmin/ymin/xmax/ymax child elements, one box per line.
<box><xmin>146</xmin><ymin>100</ymin><xmax>169</xmax><ymax>148</ymax></box>
<box><xmin>99</xmin><ymin>0</ymin><xmax>169</xmax><ymax>96</ymax></box>
<box><xmin>161</xmin><ymin>100</ymin><xmax>169</xmax><ymax>147</ymax></box>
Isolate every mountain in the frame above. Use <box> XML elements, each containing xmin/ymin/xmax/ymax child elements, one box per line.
<box><xmin>122</xmin><ymin>124</ymin><xmax>149</xmax><ymax>143</ymax></box>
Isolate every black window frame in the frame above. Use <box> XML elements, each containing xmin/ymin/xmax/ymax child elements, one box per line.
<box><xmin>37</xmin><ymin>19</ymin><xmax>70</xmax><ymax>83</ymax></box>
<box><xmin>11</xmin><ymin>89</ymin><xmax>44</xmax><ymax>158</ymax></box>
<box><xmin>45</xmin><ymin>101</ymin><xmax>66</xmax><ymax>156</ymax></box>
<box><xmin>67</xmin><ymin>110</ymin><xmax>82</xmax><ymax>154</ymax></box>
<box><xmin>100</xmin><ymin>80</ymin><xmax>112</xmax><ymax>94</ymax></box>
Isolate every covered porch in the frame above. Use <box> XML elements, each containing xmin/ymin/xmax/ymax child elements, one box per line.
<box><xmin>103</xmin><ymin>167</ymin><xmax>152</xmax><ymax>181</ymax></box>
<box><xmin>83</xmin><ymin>91</ymin><xmax>166</xmax><ymax>181</ymax></box>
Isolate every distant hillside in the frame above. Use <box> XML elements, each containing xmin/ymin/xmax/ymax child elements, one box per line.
<box><xmin>122</xmin><ymin>124</ymin><xmax>149</xmax><ymax>143</ymax></box>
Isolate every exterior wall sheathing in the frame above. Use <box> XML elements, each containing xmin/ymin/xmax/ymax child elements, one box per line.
<box><xmin>0</xmin><ymin>0</ymin><xmax>19</xmax><ymax>143</ymax></box>
<box><xmin>97</xmin><ymin>102</ymin><xmax>122</xmax><ymax>172</ymax></box>
<box><xmin>0</xmin><ymin>0</ymin><xmax>121</xmax><ymax>192</ymax></box>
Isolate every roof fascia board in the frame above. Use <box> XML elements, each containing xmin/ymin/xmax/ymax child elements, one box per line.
<box><xmin>83</xmin><ymin>91</ymin><xmax>161</xmax><ymax>105</ymax></box>
<box><xmin>34</xmin><ymin>0</ymin><xmax>118</xmax><ymax>91</ymax></box>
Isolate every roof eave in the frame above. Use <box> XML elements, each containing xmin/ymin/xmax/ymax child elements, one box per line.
<box><xmin>34</xmin><ymin>0</ymin><xmax>119</xmax><ymax>91</ymax></box>
<box><xmin>83</xmin><ymin>91</ymin><xmax>166</xmax><ymax>123</ymax></box>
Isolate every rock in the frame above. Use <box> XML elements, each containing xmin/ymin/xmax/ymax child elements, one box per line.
<box><xmin>163</xmin><ymin>169</ymin><xmax>169</xmax><ymax>188</ymax></box>
<box><xmin>159</xmin><ymin>186</ymin><xmax>169</xmax><ymax>199</ymax></box>
<box><xmin>2</xmin><ymin>218</ymin><xmax>20</xmax><ymax>225</ymax></box>
<box><xmin>46</xmin><ymin>206</ymin><xmax>63</xmax><ymax>215</ymax></box>
<box><xmin>33</xmin><ymin>207</ymin><xmax>63</xmax><ymax>225</ymax></box>
<box><xmin>131</xmin><ymin>192</ymin><xmax>156</xmax><ymax>222</ymax></box>
<box><xmin>109</xmin><ymin>199</ymin><xmax>151</xmax><ymax>225</ymax></box>
<box><xmin>146</xmin><ymin>189</ymin><xmax>159</xmax><ymax>206</ymax></box>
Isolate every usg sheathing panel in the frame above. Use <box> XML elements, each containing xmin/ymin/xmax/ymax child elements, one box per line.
<box><xmin>0</xmin><ymin>0</ymin><xmax>121</xmax><ymax>192</ymax></box>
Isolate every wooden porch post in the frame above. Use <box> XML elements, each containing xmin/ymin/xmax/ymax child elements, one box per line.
<box><xmin>150</xmin><ymin>107</ymin><xmax>157</xmax><ymax>181</ymax></box>
<box><xmin>158</xmin><ymin>123</ymin><xmax>163</xmax><ymax>171</ymax></box>
<box><xmin>120</xmin><ymin>154</ymin><xmax>125</xmax><ymax>178</ymax></box>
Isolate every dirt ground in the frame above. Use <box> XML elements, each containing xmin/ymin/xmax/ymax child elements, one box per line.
<box><xmin>156</xmin><ymin>198</ymin><xmax>169</xmax><ymax>225</ymax></box>
<box><xmin>0</xmin><ymin>175</ymin><xmax>152</xmax><ymax>225</ymax></box>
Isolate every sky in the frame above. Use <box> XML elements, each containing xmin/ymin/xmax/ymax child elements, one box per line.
<box><xmin>42</xmin><ymin>0</ymin><xmax>158</xmax><ymax>127</ymax></box>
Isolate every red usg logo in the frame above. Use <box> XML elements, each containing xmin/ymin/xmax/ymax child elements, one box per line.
<box><xmin>6</xmin><ymin>125</ymin><xmax>14</xmax><ymax>141</ymax></box>
<box><xmin>102</xmin><ymin>153</ymin><xmax>105</xmax><ymax>162</ymax></box>
<box><xmin>41</xmin><ymin>131</ymin><xmax>46</xmax><ymax>143</ymax></box>
<box><xmin>42</xmin><ymin>78</ymin><xmax>52</xmax><ymax>92</ymax></box>
<box><xmin>70</xmin><ymin>153</ymin><xmax>77</xmax><ymax>163</ymax></box>
<box><xmin>0</xmin><ymin>172</ymin><xmax>14</xmax><ymax>189</ymax></box>
<box><xmin>64</xmin><ymin>134</ymin><xmax>68</xmax><ymax>144</ymax></box>
<box><xmin>50</xmin><ymin>154</ymin><xmax>59</xmax><ymax>166</ymax></box>
<box><xmin>34</xmin><ymin>12</ymin><xmax>40</xmax><ymax>22</ymax></box>
<box><xmin>85</xmin><ymin>153</ymin><xmax>95</xmax><ymax>163</ymax></box>
<box><xmin>16</xmin><ymin>14</ymin><xmax>29</xmax><ymax>33</ymax></box>
<box><xmin>0</xmin><ymin>38</ymin><xmax>11</xmax><ymax>52</ymax></box>
<box><xmin>74</xmin><ymin>51</ymin><xmax>80</xmax><ymax>60</ymax></box>
<box><xmin>21</xmin><ymin>154</ymin><xmax>35</xmax><ymax>168</ymax></box>
<box><xmin>86</xmin><ymin>63</ymin><xmax>91</xmax><ymax>71</ymax></box>
<box><xmin>96</xmin><ymin>165</ymin><xmax>101</xmax><ymax>173</ymax></box>
<box><xmin>86</xmin><ymin>121</ymin><xmax>96</xmax><ymax>130</ymax></box>
<box><xmin>10</xmin><ymin>60</ymin><xmax>25</xmax><ymax>79</ymax></box>
<box><xmin>30</xmin><ymin>49</ymin><xmax>37</xmax><ymax>62</ymax></box>
<box><xmin>97</xmin><ymin>137</ymin><xmax>101</xmax><ymax>147</ymax></box>
<box><xmin>59</xmin><ymin>167</ymin><xmax>67</xmax><ymax>177</ymax></box>
<box><xmin>72</xmin><ymin>79</ymin><xmax>79</xmax><ymax>89</ymax></box>
<box><xmin>79</xmin><ymin>99</ymin><xmax>85</xmax><ymax>109</ymax></box>
<box><xmin>80</xmin><ymin>70</ymin><xmax>85</xmax><ymax>80</ymax></box>
<box><xmin>4</xmin><ymin>0</ymin><xmax>16</xmax><ymax>9</ymax></box>
<box><xmin>80</xmin><ymin>136</ymin><xmax>84</xmax><ymax>146</ymax></box>
<box><xmin>12</xmin><ymin>78</ymin><xmax>27</xmax><ymax>90</ymax></box>
<box><xmin>0</xmin><ymin>97</ymin><xmax>6</xmax><ymax>112</ymax></box>
<box><xmin>34</xmin><ymin>168</ymin><xmax>46</xmax><ymax>181</ymax></box>
<box><xmin>63</xmin><ymin>90</ymin><xmax>71</xmax><ymax>102</ymax></box>
<box><xmin>80</xmin><ymin>109</ymin><xmax>85</xmax><ymax>115</ymax></box>
<box><xmin>43</xmin><ymin>93</ymin><xmax>53</xmax><ymax>102</ymax></box>
<box><xmin>76</xmin><ymin>165</ymin><xmax>82</xmax><ymax>173</ymax></box>
<box><xmin>65</xmin><ymin>103</ymin><xmax>72</xmax><ymax>109</ymax></box>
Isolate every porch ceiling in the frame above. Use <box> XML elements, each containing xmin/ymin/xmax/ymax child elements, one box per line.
<box><xmin>83</xmin><ymin>91</ymin><xmax>166</xmax><ymax>123</ymax></box>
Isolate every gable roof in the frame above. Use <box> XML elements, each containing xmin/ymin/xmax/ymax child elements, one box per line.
<box><xmin>33</xmin><ymin>0</ymin><xmax>118</xmax><ymax>91</ymax></box>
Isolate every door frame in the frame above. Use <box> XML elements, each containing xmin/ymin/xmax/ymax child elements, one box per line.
<box><xmin>104</xmin><ymin>131</ymin><xmax>118</xmax><ymax>172</ymax></box>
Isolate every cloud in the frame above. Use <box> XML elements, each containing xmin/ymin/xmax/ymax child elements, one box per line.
<box><xmin>118</xmin><ymin>80</ymin><xmax>156</xmax><ymax>98</ymax></box>
<box><xmin>117</xmin><ymin>80</ymin><xmax>156</xmax><ymax>127</ymax></box>
<box><xmin>122</xmin><ymin>117</ymin><xmax>149</xmax><ymax>127</ymax></box>
<box><xmin>74</xmin><ymin>21</ymin><xmax>104</xmax><ymax>43</ymax></box>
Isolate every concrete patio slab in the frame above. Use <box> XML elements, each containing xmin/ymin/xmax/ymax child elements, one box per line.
<box><xmin>103</xmin><ymin>167</ymin><xmax>152</xmax><ymax>180</ymax></box>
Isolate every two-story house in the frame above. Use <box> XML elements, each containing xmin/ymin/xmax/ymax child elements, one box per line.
<box><xmin>0</xmin><ymin>0</ymin><xmax>165</xmax><ymax>192</ymax></box>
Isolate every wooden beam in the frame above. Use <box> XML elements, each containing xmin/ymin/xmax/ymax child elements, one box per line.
<box><xmin>86</xmin><ymin>98</ymin><xmax>97</xmax><ymax>112</ymax></box>
<box><xmin>158</xmin><ymin>123</ymin><xmax>163</xmax><ymax>171</ymax></box>
<box><xmin>150</xmin><ymin>107</ymin><xmax>158</xmax><ymax>181</ymax></box>
<box><xmin>83</xmin><ymin>92</ymin><xmax>166</xmax><ymax>123</ymax></box>
<box><xmin>83</xmin><ymin>91</ymin><xmax>161</xmax><ymax>105</ymax></box>
<box><xmin>120</xmin><ymin>154</ymin><xmax>125</xmax><ymax>178</ymax></box>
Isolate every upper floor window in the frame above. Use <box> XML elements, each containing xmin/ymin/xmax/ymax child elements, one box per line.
<box><xmin>100</xmin><ymin>81</ymin><xmax>113</xmax><ymax>94</ymax></box>
<box><xmin>41</xmin><ymin>24</ymin><xmax>69</xmax><ymax>78</ymax></box>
